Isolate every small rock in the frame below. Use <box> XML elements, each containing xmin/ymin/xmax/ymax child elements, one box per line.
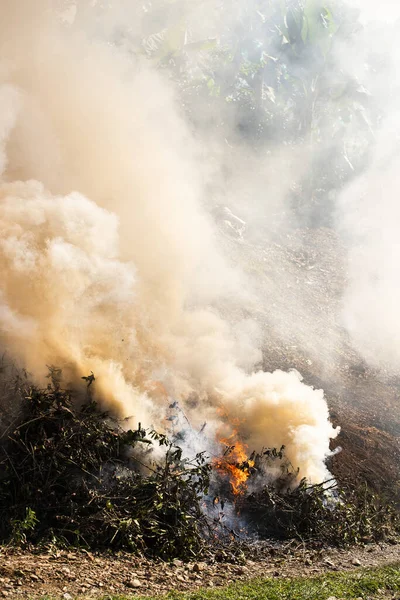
<box><xmin>192</xmin><ymin>563</ymin><xmax>205</xmax><ymax>573</ymax></box>
<box><xmin>324</xmin><ymin>559</ymin><xmax>335</xmax><ymax>567</ymax></box>
<box><xmin>1</xmin><ymin>592</ymin><xmax>8</xmax><ymax>598</ymax></box>
<box><xmin>352</xmin><ymin>558</ymin><xmax>362</xmax><ymax>566</ymax></box>
<box><xmin>176</xmin><ymin>575</ymin><xmax>186</xmax><ymax>582</ymax></box>
<box><xmin>30</xmin><ymin>574</ymin><xmax>39</xmax><ymax>582</ymax></box>
<box><xmin>126</xmin><ymin>578</ymin><xmax>142</xmax><ymax>589</ymax></box>
<box><xmin>173</xmin><ymin>559</ymin><xmax>183</xmax><ymax>568</ymax></box>
<box><xmin>63</xmin><ymin>594</ymin><xmax>73</xmax><ymax>600</ymax></box>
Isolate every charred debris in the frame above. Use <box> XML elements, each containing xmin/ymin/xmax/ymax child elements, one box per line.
<box><xmin>0</xmin><ymin>368</ymin><xmax>398</xmax><ymax>561</ymax></box>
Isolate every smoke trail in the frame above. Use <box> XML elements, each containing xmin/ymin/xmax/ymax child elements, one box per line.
<box><xmin>334</xmin><ymin>4</ymin><xmax>400</xmax><ymax>374</ymax></box>
<box><xmin>0</xmin><ymin>0</ymin><xmax>338</xmax><ymax>482</ymax></box>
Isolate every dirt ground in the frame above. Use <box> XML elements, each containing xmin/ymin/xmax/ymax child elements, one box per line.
<box><xmin>0</xmin><ymin>541</ymin><xmax>399</xmax><ymax>599</ymax></box>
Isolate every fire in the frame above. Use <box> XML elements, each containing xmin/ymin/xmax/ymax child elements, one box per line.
<box><xmin>213</xmin><ymin>411</ymin><xmax>255</xmax><ymax>495</ymax></box>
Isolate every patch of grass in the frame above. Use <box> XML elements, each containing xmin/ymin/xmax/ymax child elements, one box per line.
<box><xmin>50</xmin><ymin>563</ymin><xmax>400</xmax><ymax>600</ymax></box>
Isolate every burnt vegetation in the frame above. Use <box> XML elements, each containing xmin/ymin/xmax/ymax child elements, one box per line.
<box><xmin>0</xmin><ymin>0</ymin><xmax>399</xmax><ymax>569</ymax></box>
<box><xmin>0</xmin><ymin>370</ymin><xmax>210</xmax><ymax>559</ymax></box>
<box><xmin>0</xmin><ymin>370</ymin><xmax>398</xmax><ymax>560</ymax></box>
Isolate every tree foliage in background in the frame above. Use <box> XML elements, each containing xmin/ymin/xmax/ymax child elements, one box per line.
<box><xmin>134</xmin><ymin>0</ymin><xmax>377</xmax><ymax>224</ymax></box>
<box><xmin>61</xmin><ymin>0</ymin><xmax>384</xmax><ymax>224</ymax></box>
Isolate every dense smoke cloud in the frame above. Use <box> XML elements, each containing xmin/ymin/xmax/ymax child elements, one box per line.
<box><xmin>335</xmin><ymin>3</ymin><xmax>400</xmax><ymax>373</ymax></box>
<box><xmin>350</xmin><ymin>0</ymin><xmax>400</xmax><ymax>22</ymax></box>
<box><xmin>0</xmin><ymin>0</ymin><xmax>339</xmax><ymax>482</ymax></box>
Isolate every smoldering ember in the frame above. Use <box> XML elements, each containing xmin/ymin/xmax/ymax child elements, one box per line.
<box><xmin>0</xmin><ymin>1</ymin><xmax>400</xmax><ymax>599</ymax></box>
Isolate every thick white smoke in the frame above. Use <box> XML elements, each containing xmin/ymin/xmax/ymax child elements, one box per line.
<box><xmin>336</xmin><ymin>3</ymin><xmax>400</xmax><ymax>374</ymax></box>
<box><xmin>338</xmin><ymin>133</ymin><xmax>400</xmax><ymax>371</ymax></box>
<box><xmin>350</xmin><ymin>0</ymin><xmax>400</xmax><ymax>22</ymax></box>
<box><xmin>0</xmin><ymin>0</ymin><xmax>338</xmax><ymax>482</ymax></box>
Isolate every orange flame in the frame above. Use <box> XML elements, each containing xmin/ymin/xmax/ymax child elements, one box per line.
<box><xmin>213</xmin><ymin>410</ymin><xmax>254</xmax><ymax>495</ymax></box>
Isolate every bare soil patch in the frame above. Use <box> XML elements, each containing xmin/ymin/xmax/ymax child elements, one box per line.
<box><xmin>1</xmin><ymin>541</ymin><xmax>400</xmax><ymax>598</ymax></box>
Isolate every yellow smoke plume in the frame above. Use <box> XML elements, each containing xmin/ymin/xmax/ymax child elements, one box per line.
<box><xmin>0</xmin><ymin>0</ymin><xmax>338</xmax><ymax>482</ymax></box>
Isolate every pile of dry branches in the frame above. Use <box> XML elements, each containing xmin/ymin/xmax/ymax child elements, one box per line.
<box><xmin>0</xmin><ymin>369</ymin><xmax>398</xmax><ymax>558</ymax></box>
<box><xmin>0</xmin><ymin>369</ymin><xmax>210</xmax><ymax>558</ymax></box>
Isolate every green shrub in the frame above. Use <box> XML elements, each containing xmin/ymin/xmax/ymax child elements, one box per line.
<box><xmin>0</xmin><ymin>372</ymin><xmax>210</xmax><ymax>558</ymax></box>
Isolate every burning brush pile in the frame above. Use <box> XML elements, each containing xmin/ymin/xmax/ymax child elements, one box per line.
<box><xmin>0</xmin><ymin>371</ymin><xmax>398</xmax><ymax>560</ymax></box>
